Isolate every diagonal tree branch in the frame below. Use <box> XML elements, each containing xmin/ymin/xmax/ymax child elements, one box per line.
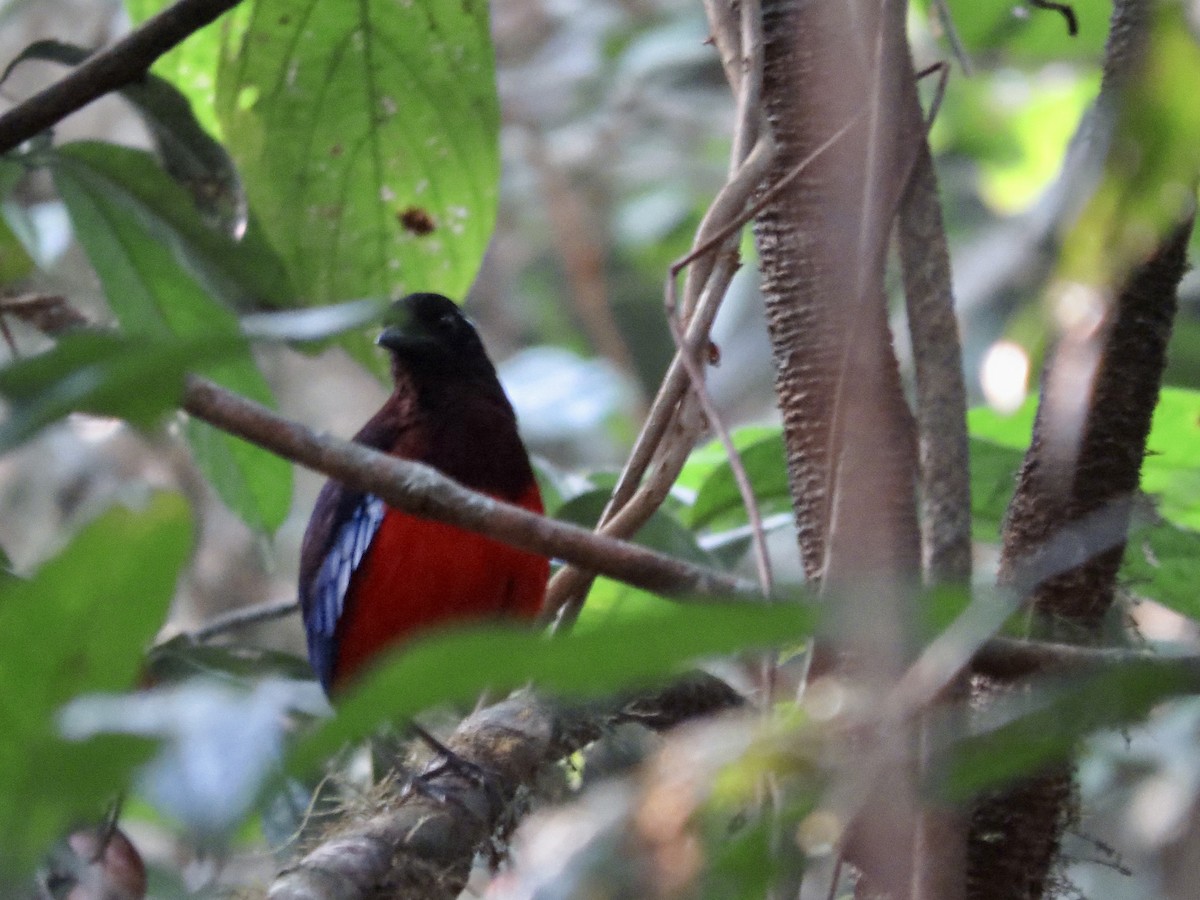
<box><xmin>0</xmin><ymin>0</ymin><xmax>244</xmax><ymax>154</ymax></box>
<box><xmin>267</xmin><ymin>675</ymin><xmax>745</xmax><ymax>900</ymax></box>
<box><xmin>180</xmin><ymin>376</ymin><xmax>758</xmax><ymax>601</ymax></box>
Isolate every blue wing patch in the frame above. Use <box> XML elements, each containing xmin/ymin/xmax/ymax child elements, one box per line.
<box><xmin>304</xmin><ymin>493</ymin><xmax>386</xmax><ymax>689</ymax></box>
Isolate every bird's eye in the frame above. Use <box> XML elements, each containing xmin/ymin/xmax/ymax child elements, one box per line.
<box><xmin>437</xmin><ymin>313</ymin><xmax>458</xmax><ymax>333</ymax></box>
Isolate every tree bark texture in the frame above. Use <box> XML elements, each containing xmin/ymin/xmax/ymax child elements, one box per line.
<box><xmin>754</xmin><ymin>0</ymin><xmax>921</xmax><ymax>591</ymax></box>
<box><xmin>268</xmin><ymin>676</ymin><xmax>744</xmax><ymax>900</ymax></box>
<box><xmin>968</xmin><ymin>218</ymin><xmax>1193</xmax><ymax>900</ymax></box>
<box><xmin>754</xmin><ymin>1</ymin><xmax>924</xmax><ymax>895</ymax></box>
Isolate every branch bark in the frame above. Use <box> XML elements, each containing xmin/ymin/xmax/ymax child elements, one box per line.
<box><xmin>753</xmin><ymin>0</ymin><xmax>924</xmax><ymax>894</ymax></box>
<box><xmin>267</xmin><ymin>675</ymin><xmax>744</xmax><ymax>900</ymax></box>
<box><xmin>0</xmin><ymin>0</ymin><xmax>244</xmax><ymax>154</ymax></box>
<box><xmin>181</xmin><ymin>376</ymin><xmax>757</xmax><ymax>601</ymax></box>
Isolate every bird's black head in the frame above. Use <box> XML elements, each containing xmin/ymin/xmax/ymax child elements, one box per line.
<box><xmin>377</xmin><ymin>293</ymin><xmax>495</xmax><ymax>382</ymax></box>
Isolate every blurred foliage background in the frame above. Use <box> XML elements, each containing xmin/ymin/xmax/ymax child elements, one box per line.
<box><xmin>0</xmin><ymin>0</ymin><xmax>1199</xmax><ymax>896</ymax></box>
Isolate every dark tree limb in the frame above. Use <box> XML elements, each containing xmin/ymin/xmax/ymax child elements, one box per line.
<box><xmin>896</xmin><ymin>56</ymin><xmax>972</xmax><ymax>900</ymax></box>
<box><xmin>267</xmin><ymin>676</ymin><xmax>744</xmax><ymax>900</ymax></box>
<box><xmin>0</xmin><ymin>0</ymin><xmax>245</xmax><ymax>155</ymax></box>
<box><xmin>967</xmin><ymin>216</ymin><xmax>1193</xmax><ymax>900</ymax></box>
<box><xmin>181</xmin><ymin>377</ymin><xmax>757</xmax><ymax>601</ymax></box>
<box><xmin>898</xmin><ymin>141</ymin><xmax>972</xmax><ymax>589</ymax></box>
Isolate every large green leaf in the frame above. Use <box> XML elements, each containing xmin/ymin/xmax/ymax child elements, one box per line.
<box><xmin>0</xmin><ymin>331</ymin><xmax>244</xmax><ymax>452</ymax></box>
<box><xmin>676</xmin><ymin>426</ymin><xmax>783</xmax><ymax>494</ymax></box>
<box><xmin>214</xmin><ymin>0</ymin><xmax>500</xmax><ymax>305</ymax></box>
<box><xmin>2</xmin><ymin>39</ymin><xmax>248</xmax><ymax>235</ymax></box>
<box><xmin>689</xmin><ymin>432</ymin><xmax>792</xmax><ymax>530</ymax></box>
<box><xmin>49</xmin><ymin>142</ymin><xmax>293</xmax><ymax>531</ymax></box>
<box><xmin>125</xmin><ymin>0</ymin><xmax>248</xmax><ymax>139</ymax></box>
<box><xmin>48</xmin><ymin>142</ymin><xmax>290</xmax><ymax>311</ymax></box>
<box><xmin>0</xmin><ymin>495</ymin><xmax>192</xmax><ymax>881</ymax></box>
<box><xmin>291</xmin><ymin>601</ymin><xmax>817</xmax><ymax>771</ymax></box>
<box><xmin>556</xmin><ymin>488</ymin><xmax>714</xmax><ymax>567</ymax></box>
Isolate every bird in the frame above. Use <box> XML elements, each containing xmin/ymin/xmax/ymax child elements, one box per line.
<box><xmin>298</xmin><ymin>293</ymin><xmax>549</xmax><ymax>692</ymax></box>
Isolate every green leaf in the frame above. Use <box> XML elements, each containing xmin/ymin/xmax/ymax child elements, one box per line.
<box><xmin>967</xmin><ymin>398</ymin><xmax>1037</xmax><ymax>450</ymax></box>
<box><xmin>1058</xmin><ymin>4</ymin><xmax>1200</xmax><ymax>288</ymax></box>
<box><xmin>49</xmin><ymin>141</ymin><xmax>291</xmax><ymax>311</ymax></box>
<box><xmin>676</xmin><ymin>426</ymin><xmax>782</xmax><ymax>494</ymax></box>
<box><xmin>0</xmin><ymin>157</ymin><xmax>33</xmax><ymax>283</ymax></box>
<box><xmin>557</xmin><ymin>488</ymin><xmax>714</xmax><ymax>567</ymax></box>
<box><xmin>936</xmin><ymin>0</ymin><xmax>1110</xmax><ymax>61</ymax></box>
<box><xmin>573</xmin><ymin>576</ymin><xmax>682</xmax><ymax>634</ymax></box>
<box><xmin>49</xmin><ymin>142</ymin><xmax>293</xmax><ymax>531</ymax></box>
<box><xmin>124</xmin><ymin>0</ymin><xmax>246</xmax><ymax>139</ymax></box>
<box><xmin>690</xmin><ymin>432</ymin><xmax>791</xmax><ymax>530</ymax></box>
<box><xmin>936</xmin><ymin>658</ymin><xmax>1197</xmax><ymax>799</ymax></box>
<box><xmin>1123</xmin><ymin>521</ymin><xmax>1200</xmax><ymax>621</ymax></box>
<box><xmin>2</xmin><ymin>39</ymin><xmax>247</xmax><ymax>235</ymax></box>
<box><xmin>968</xmin><ymin>438</ymin><xmax>1025</xmax><ymax>540</ymax></box>
<box><xmin>0</xmin><ymin>212</ymin><xmax>33</xmax><ymax>284</ymax></box>
<box><xmin>291</xmin><ymin>601</ymin><xmax>817</xmax><ymax>771</ymax></box>
<box><xmin>1141</xmin><ymin>387</ymin><xmax>1200</xmax><ymax>530</ymax></box>
<box><xmin>0</xmin><ymin>494</ymin><xmax>192</xmax><ymax>880</ymax></box>
<box><xmin>968</xmin><ymin>388</ymin><xmax>1200</xmax><ymax>530</ymax></box>
<box><xmin>215</xmin><ymin>0</ymin><xmax>500</xmax><ymax>305</ymax></box>
<box><xmin>0</xmin><ymin>331</ymin><xmax>245</xmax><ymax>452</ymax></box>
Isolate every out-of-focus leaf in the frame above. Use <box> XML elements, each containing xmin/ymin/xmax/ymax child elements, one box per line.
<box><xmin>2</xmin><ymin>39</ymin><xmax>247</xmax><ymax>234</ymax></box>
<box><xmin>935</xmin><ymin>0</ymin><xmax>1109</xmax><ymax>61</ymax></box>
<box><xmin>0</xmin><ymin>214</ymin><xmax>33</xmax><ymax>284</ymax></box>
<box><xmin>702</xmin><ymin>801</ymin><xmax>813</xmax><ymax>900</ymax></box>
<box><xmin>557</xmin><ymin>488</ymin><xmax>714</xmax><ymax>567</ymax></box>
<box><xmin>1123</xmin><ymin>522</ymin><xmax>1200</xmax><ymax>621</ymax></box>
<box><xmin>976</xmin><ymin>73</ymin><xmax>1096</xmax><ymax>213</ymax></box>
<box><xmin>1140</xmin><ymin>388</ymin><xmax>1200</xmax><ymax>530</ymax></box>
<box><xmin>1058</xmin><ymin>3</ymin><xmax>1200</xmax><ymax>288</ymax></box>
<box><xmin>214</xmin><ymin>0</ymin><xmax>500</xmax><ymax>307</ymax></box>
<box><xmin>969</xmin><ymin>438</ymin><xmax>1024</xmax><ymax>540</ymax></box>
<box><xmin>573</xmin><ymin>576</ymin><xmax>681</xmax><ymax>634</ymax></box>
<box><xmin>50</xmin><ymin>142</ymin><xmax>293</xmax><ymax>531</ymax></box>
<box><xmin>60</xmin><ymin>679</ymin><xmax>324</xmax><ymax>836</ymax></box>
<box><xmin>967</xmin><ymin>397</ymin><xmax>1038</xmax><ymax>450</ymax></box>
<box><xmin>0</xmin><ymin>157</ymin><xmax>33</xmax><ymax>283</ymax></box>
<box><xmin>49</xmin><ymin>141</ymin><xmax>290</xmax><ymax>310</ymax></box>
<box><xmin>936</xmin><ymin>658</ymin><xmax>1197</xmax><ymax>799</ymax></box>
<box><xmin>0</xmin><ymin>495</ymin><xmax>192</xmax><ymax>880</ymax></box>
<box><xmin>968</xmin><ymin>388</ymin><xmax>1200</xmax><ymax>530</ymax></box>
<box><xmin>690</xmin><ymin>432</ymin><xmax>791</xmax><ymax>530</ymax></box>
<box><xmin>0</xmin><ymin>331</ymin><xmax>245</xmax><ymax>452</ymax></box>
<box><xmin>676</xmin><ymin>426</ymin><xmax>781</xmax><ymax>494</ymax></box>
<box><xmin>1164</xmin><ymin>320</ymin><xmax>1200</xmax><ymax>389</ymax></box>
<box><xmin>124</xmin><ymin>0</ymin><xmax>249</xmax><ymax>139</ymax></box>
<box><xmin>292</xmin><ymin>601</ymin><xmax>817</xmax><ymax>771</ymax></box>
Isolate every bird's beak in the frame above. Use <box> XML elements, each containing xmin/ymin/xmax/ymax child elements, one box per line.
<box><xmin>376</xmin><ymin>326</ymin><xmax>407</xmax><ymax>352</ymax></box>
<box><xmin>377</xmin><ymin>301</ymin><xmax>418</xmax><ymax>351</ymax></box>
